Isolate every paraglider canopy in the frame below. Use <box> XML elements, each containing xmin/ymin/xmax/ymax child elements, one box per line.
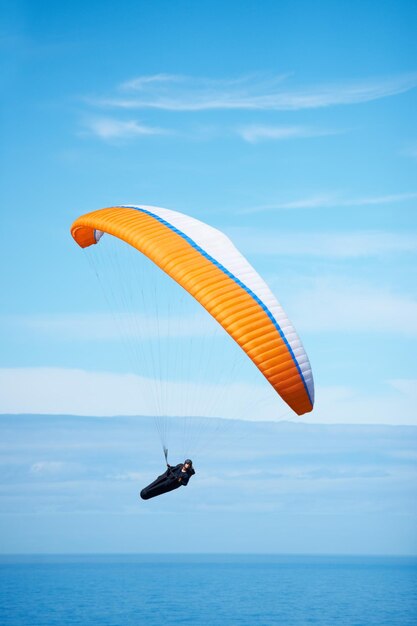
<box><xmin>71</xmin><ymin>204</ymin><xmax>314</xmax><ymax>416</ymax></box>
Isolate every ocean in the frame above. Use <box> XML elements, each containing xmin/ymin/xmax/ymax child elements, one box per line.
<box><xmin>0</xmin><ymin>555</ymin><xmax>416</xmax><ymax>625</ymax></box>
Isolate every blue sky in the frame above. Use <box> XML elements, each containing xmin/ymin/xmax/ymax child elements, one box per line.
<box><xmin>1</xmin><ymin>0</ymin><xmax>417</xmax><ymax>553</ymax></box>
<box><xmin>1</xmin><ymin>0</ymin><xmax>417</xmax><ymax>424</ymax></box>
<box><xmin>1</xmin><ymin>415</ymin><xmax>416</xmax><ymax>555</ymax></box>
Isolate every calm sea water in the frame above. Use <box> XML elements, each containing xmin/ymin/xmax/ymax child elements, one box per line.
<box><xmin>0</xmin><ymin>555</ymin><xmax>416</xmax><ymax>626</ymax></box>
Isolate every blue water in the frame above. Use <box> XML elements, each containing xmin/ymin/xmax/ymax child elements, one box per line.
<box><xmin>0</xmin><ymin>555</ymin><xmax>416</xmax><ymax>625</ymax></box>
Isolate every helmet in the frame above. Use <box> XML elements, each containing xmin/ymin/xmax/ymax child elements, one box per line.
<box><xmin>184</xmin><ymin>459</ymin><xmax>193</xmax><ymax>466</ymax></box>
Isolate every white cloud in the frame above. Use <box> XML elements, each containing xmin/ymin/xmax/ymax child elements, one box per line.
<box><xmin>83</xmin><ymin>117</ymin><xmax>166</xmax><ymax>140</ymax></box>
<box><xmin>229</xmin><ymin>228</ymin><xmax>417</xmax><ymax>258</ymax></box>
<box><xmin>4</xmin><ymin>312</ymin><xmax>218</xmax><ymax>341</ymax></box>
<box><xmin>241</xmin><ymin>192</ymin><xmax>417</xmax><ymax>213</ymax></box>
<box><xmin>0</xmin><ymin>367</ymin><xmax>284</xmax><ymax>420</ymax></box>
<box><xmin>120</xmin><ymin>73</ymin><xmax>184</xmax><ymax>91</ymax></box>
<box><xmin>0</xmin><ymin>368</ymin><xmax>416</xmax><ymax>426</ymax></box>
<box><xmin>107</xmin><ymin>471</ymin><xmax>146</xmax><ymax>482</ymax></box>
<box><xmin>402</xmin><ymin>145</ymin><xmax>417</xmax><ymax>159</ymax></box>
<box><xmin>30</xmin><ymin>462</ymin><xmax>66</xmax><ymax>475</ymax></box>
<box><xmin>312</xmin><ymin>380</ymin><xmax>417</xmax><ymax>426</ymax></box>
<box><xmin>286</xmin><ymin>277</ymin><xmax>417</xmax><ymax>336</ymax></box>
<box><xmin>88</xmin><ymin>72</ymin><xmax>417</xmax><ymax>111</ymax></box>
<box><xmin>389</xmin><ymin>379</ymin><xmax>417</xmax><ymax>397</ymax></box>
<box><xmin>237</xmin><ymin>125</ymin><xmax>340</xmax><ymax>143</ymax></box>
<box><xmin>345</xmin><ymin>192</ymin><xmax>417</xmax><ymax>207</ymax></box>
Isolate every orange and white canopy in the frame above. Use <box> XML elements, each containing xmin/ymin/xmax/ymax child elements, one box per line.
<box><xmin>71</xmin><ymin>205</ymin><xmax>314</xmax><ymax>415</ymax></box>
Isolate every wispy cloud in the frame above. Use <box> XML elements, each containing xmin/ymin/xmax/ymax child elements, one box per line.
<box><xmin>229</xmin><ymin>228</ymin><xmax>417</xmax><ymax>258</ymax></box>
<box><xmin>237</xmin><ymin>124</ymin><xmax>341</xmax><ymax>143</ymax></box>
<box><xmin>286</xmin><ymin>276</ymin><xmax>417</xmax><ymax>336</ymax></box>
<box><xmin>120</xmin><ymin>73</ymin><xmax>184</xmax><ymax>91</ymax></box>
<box><xmin>107</xmin><ymin>471</ymin><xmax>146</xmax><ymax>482</ymax></box>
<box><xmin>403</xmin><ymin>145</ymin><xmax>417</xmax><ymax>159</ymax></box>
<box><xmin>0</xmin><ymin>367</ymin><xmax>283</xmax><ymax>420</ymax></box>
<box><xmin>312</xmin><ymin>380</ymin><xmax>417</xmax><ymax>426</ymax></box>
<box><xmin>241</xmin><ymin>191</ymin><xmax>417</xmax><ymax>213</ymax></box>
<box><xmin>344</xmin><ymin>192</ymin><xmax>417</xmax><ymax>207</ymax></box>
<box><xmin>0</xmin><ymin>368</ymin><xmax>416</xmax><ymax>426</ymax></box>
<box><xmin>2</xmin><ymin>311</ymin><xmax>220</xmax><ymax>341</ymax></box>
<box><xmin>82</xmin><ymin>117</ymin><xmax>166</xmax><ymax>141</ymax></box>
<box><xmin>87</xmin><ymin>72</ymin><xmax>417</xmax><ymax>112</ymax></box>
<box><xmin>30</xmin><ymin>462</ymin><xmax>67</xmax><ymax>475</ymax></box>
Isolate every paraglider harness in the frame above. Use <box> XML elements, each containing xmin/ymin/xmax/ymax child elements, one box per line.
<box><xmin>140</xmin><ymin>448</ymin><xmax>195</xmax><ymax>500</ymax></box>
